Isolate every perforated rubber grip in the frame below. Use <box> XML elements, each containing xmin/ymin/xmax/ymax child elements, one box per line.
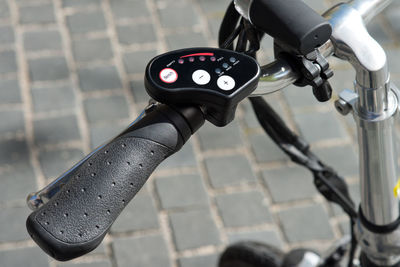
<box><xmin>26</xmin><ymin>104</ymin><xmax>204</xmax><ymax>261</ymax></box>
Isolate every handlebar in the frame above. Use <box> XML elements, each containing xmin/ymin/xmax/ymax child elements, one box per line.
<box><xmin>26</xmin><ymin>104</ymin><xmax>204</xmax><ymax>261</ymax></box>
<box><xmin>249</xmin><ymin>0</ymin><xmax>392</xmax><ymax>96</ymax></box>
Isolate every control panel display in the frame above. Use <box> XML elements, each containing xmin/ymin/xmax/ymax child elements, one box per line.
<box><xmin>145</xmin><ymin>48</ymin><xmax>260</xmax><ymax>126</ymax></box>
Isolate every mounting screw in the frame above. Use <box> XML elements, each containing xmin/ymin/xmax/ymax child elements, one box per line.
<box><xmin>335</xmin><ymin>99</ymin><xmax>351</xmax><ymax>115</ymax></box>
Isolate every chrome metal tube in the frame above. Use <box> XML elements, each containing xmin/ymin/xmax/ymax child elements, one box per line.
<box><xmin>356</xmin><ymin>90</ymin><xmax>400</xmax><ymax>225</ymax></box>
<box><xmin>348</xmin><ymin>0</ymin><xmax>393</xmax><ymax>24</ymax></box>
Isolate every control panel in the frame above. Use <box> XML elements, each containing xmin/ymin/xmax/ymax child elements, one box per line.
<box><xmin>145</xmin><ymin>48</ymin><xmax>260</xmax><ymax>126</ymax></box>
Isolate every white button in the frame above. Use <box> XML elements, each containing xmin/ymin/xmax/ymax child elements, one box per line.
<box><xmin>159</xmin><ymin>68</ymin><xmax>178</xmax><ymax>83</ymax></box>
<box><xmin>217</xmin><ymin>75</ymin><xmax>235</xmax><ymax>91</ymax></box>
<box><xmin>192</xmin><ymin>70</ymin><xmax>211</xmax><ymax>85</ymax></box>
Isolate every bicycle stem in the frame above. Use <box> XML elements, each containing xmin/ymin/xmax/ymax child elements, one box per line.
<box><xmin>324</xmin><ymin>1</ymin><xmax>400</xmax><ymax>266</ymax></box>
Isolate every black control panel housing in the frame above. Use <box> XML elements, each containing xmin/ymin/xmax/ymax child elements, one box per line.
<box><xmin>145</xmin><ymin>48</ymin><xmax>260</xmax><ymax>126</ymax></box>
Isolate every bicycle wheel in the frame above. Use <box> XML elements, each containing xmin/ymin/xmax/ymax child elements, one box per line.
<box><xmin>219</xmin><ymin>241</ymin><xmax>284</xmax><ymax>267</ymax></box>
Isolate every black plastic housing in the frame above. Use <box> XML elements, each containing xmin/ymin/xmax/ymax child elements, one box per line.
<box><xmin>249</xmin><ymin>0</ymin><xmax>332</xmax><ymax>55</ymax></box>
<box><xmin>145</xmin><ymin>48</ymin><xmax>260</xmax><ymax>126</ymax></box>
<box><xmin>26</xmin><ymin>104</ymin><xmax>204</xmax><ymax>261</ymax></box>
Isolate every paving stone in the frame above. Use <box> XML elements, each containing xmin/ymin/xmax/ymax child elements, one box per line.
<box><xmin>78</xmin><ymin>65</ymin><xmax>122</xmax><ymax>92</ymax></box>
<box><xmin>215</xmin><ymin>191</ymin><xmax>272</xmax><ymax>227</ymax></box>
<box><xmin>0</xmin><ymin>50</ymin><xmax>17</xmax><ymax>74</ymax></box>
<box><xmin>0</xmin><ymin>109</ymin><xmax>24</xmax><ymax>135</ymax></box>
<box><xmin>29</xmin><ymin>57</ymin><xmax>69</xmax><ymax>81</ymax></box>
<box><xmin>283</xmin><ymin>84</ymin><xmax>325</xmax><ymax>109</ymax></box>
<box><xmin>159</xmin><ymin>140</ymin><xmax>197</xmax><ymax>169</ymax></box>
<box><xmin>112</xmin><ymin>191</ymin><xmax>159</xmax><ymax>232</ymax></box>
<box><xmin>110</xmin><ymin>0</ymin><xmax>150</xmax><ymax>20</ymax></box>
<box><xmin>386</xmin><ymin>5</ymin><xmax>400</xmax><ymax>36</ymax></box>
<box><xmin>278</xmin><ymin>204</ymin><xmax>334</xmax><ymax>243</ymax></box>
<box><xmin>0</xmin><ymin>79</ymin><xmax>21</xmax><ymax>104</ymax></box>
<box><xmin>329</xmin><ymin>67</ymin><xmax>356</xmax><ymax>94</ymax></box>
<box><xmin>155</xmin><ymin>174</ymin><xmax>209</xmax><ymax>209</ymax></box>
<box><xmin>262</xmin><ymin>166</ymin><xmax>317</xmax><ymax>203</ymax></box>
<box><xmin>157</xmin><ymin>0</ymin><xmax>199</xmax><ymax>29</ymax></box>
<box><xmin>197</xmin><ymin>0</ymin><xmax>230</xmax><ymax>14</ymax></box>
<box><xmin>66</xmin><ymin>10</ymin><xmax>107</xmax><ymax>34</ymax></box>
<box><xmin>197</xmin><ymin>121</ymin><xmax>243</xmax><ymax>151</ymax></box>
<box><xmin>31</xmin><ymin>85</ymin><xmax>76</xmax><ymax>112</ymax></box>
<box><xmin>367</xmin><ymin>19</ymin><xmax>393</xmax><ymax>45</ymax></box>
<box><xmin>248</xmin><ymin>134</ymin><xmax>288</xmax><ymax>163</ymax></box>
<box><xmin>58</xmin><ymin>261</ymin><xmax>111</xmax><ymax>267</ymax></box>
<box><xmin>0</xmin><ymin>206</ymin><xmax>31</xmax><ymax>242</ymax></box>
<box><xmin>38</xmin><ymin>148</ymin><xmax>84</xmax><ymax>179</ymax></box>
<box><xmin>130</xmin><ymin>80</ymin><xmax>149</xmax><ymax>103</ymax></box>
<box><xmin>0</xmin><ymin>139</ymin><xmax>30</xmax><ymax>166</ymax></box>
<box><xmin>204</xmin><ymin>154</ymin><xmax>256</xmax><ymax>188</ymax></box>
<box><xmin>0</xmin><ymin>163</ymin><xmax>36</xmax><ymax>204</ymax></box>
<box><xmin>303</xmin><ymin>0</ymin><xmax>328</xmax><ymax>12</ymax></box>
<box><xmin>0</xmin><ymin>26</ymin><xmax>14</xmax><ymax>44</ymax></box>
<box><xmin>339</xmin><ymin>219</ymin><xmax>351</xmax><ymax>235</ymax></box>
<box><xmin>294</xmin><ymin>111</ymin><xmax>348</xmax><ymax>143</ymax></box>
<box><xmin>62</xmin><ymin>0</ymin><xmax>101</xmax><ymax>8</ymax></box>
<box><xmin>314</xmin><ymin>145</ymin><xmax>358</xmax><ymax>177</ymax></box>
<box><xmin>33</xmin><ymin>115</ymin><xmax>81</xmax><ymax>145</ymax></box>
<box><xmin>166</xmin><ymin>31</ymin><xmax>208</xmax><ymax>50</ymax></box>
<box><xmin>228</xmin><ymin>230</ymin><xmax>284</xmax><ymax>249</ymax></box>
<box><xmin>113</xmin><ymin>235</ymin><xmax>171</xmax><ymax>267</ymax></box>
<box><xmin>169</xmin><ymin>209</ymin><xmax>221</xmax><ymax>251</ymax></box>
<box><xmin>178</xmin><ymin>254</ymin><xmax>219</xmax><ymax>267</ymax></box>
<box><xmin>0</xmin><ymin>1</ymin><xmax>10</xmax><ymax>19</ymax></box>
<box><xmin>84</xmin><ymin>95</ymin><xmax>129</xmax><ymax>124</ymax></box>
<box><xmin>23</xmin><ymin>30</ymin><xmax>62</xmax><ymax>51</ymax></box>
<box><xmin>116</xmin><ymin>23</ymin><xmax>157</xmax><ymax>45</ymax></box>
<box><xmin>0</xmin><ymin>247</ymin><xmax>49</xmax><ymax>267</ymax></box>
<box><xmin>386</xmin><ymin>49</ymin><xmax>400</xmax><ymax>74</ymax></box>
<box><xmin>123</xmin><ymin>50</ymin><xmax>157</xmax><ymax>74</ymax></box>
<box><xmin>242</xmin><ymin>96</ymin><xmax>285</xmax><ymax>129</ymax></box>
<box><xmin>19</xmin><ymin>4</ymin><xmax>55</xmax><ymax>24</ymax></box>
<box><xmin>72</xmin><ymin>38</ymin><xmax>113</xmax><ymax>62</ymax></box>
<box><xmin>89</xmin><ymin>122</ymin><xmax>126</xmax><ymax>149</ymax></box>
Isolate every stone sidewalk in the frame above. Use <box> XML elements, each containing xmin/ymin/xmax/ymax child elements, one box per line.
<box><xmin>0</xmin><ymin>0</ymin><xmax>399</xmax><ymax>266</ymax></box>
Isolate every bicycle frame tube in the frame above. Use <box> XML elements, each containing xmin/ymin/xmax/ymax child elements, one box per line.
<box><xmin>325</xmin><ymin>1</ymin><xmax>400</xmax><ymax>265</ymax></box>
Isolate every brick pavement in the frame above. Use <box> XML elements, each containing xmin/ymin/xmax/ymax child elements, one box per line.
<box><xmin>0</xmin><ymin>0</ymin><xmax>399</xmax><ymax>266</ymax></box>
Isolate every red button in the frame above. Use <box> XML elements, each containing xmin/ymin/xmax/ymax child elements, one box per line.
<box><xmin>159</xmin><ymin>68</ymin><xmax>178</xmax><ymax>83</ymax></box>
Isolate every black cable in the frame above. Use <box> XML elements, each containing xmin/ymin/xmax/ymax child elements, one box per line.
<box><xmin>218</xmin><ymin>1</ymin><xmax>240</xmax><ymax>50</ymax></box>
<box><xmin>220</xmin><ymin>24</ymin><xmax>243</xmax><ymax>49</ymax></box>
<box><xmin>347</xmin><ymin>220</ymin><xmax>357</xmax><ymax>267</ymax></box>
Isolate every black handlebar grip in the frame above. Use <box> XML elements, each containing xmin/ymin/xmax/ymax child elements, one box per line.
<box><xmin>249</xmin><ymin>0</ymin><xmax>332</xmax><ymax>55</ymax></box>
<box><xmin>26</xmin><ymin>104</ymin><xmax>204</xmax><ymax>261</ymax></box>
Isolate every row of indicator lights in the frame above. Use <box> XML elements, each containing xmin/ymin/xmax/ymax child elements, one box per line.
<box><xmin>178</xmin><ymin>56</ymin><xmax>216</xmax><ymax>64</ymax></box>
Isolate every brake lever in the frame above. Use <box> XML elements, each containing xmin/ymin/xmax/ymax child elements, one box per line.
<box><xmin>27</xmin><ymin>153</ymin><xmax>96</xmax><ymax>210</ymax></box>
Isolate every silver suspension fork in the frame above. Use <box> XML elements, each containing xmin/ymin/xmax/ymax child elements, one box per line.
<box><xmin>327</xmin><ymin>2</ymin><xmax>400</xmax><ymax>266</ymax></box>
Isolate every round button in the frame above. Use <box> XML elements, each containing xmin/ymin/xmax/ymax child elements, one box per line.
<box><xmin>192</xmin><ymin>70</ymin><xmax>211</xmax><ymax>85</ymax></box>
<box><xmin>159</xmin><ymin>68</ymin><xmax>178</xmax><ymax>83</ymax></box>
<box><xmin>210</xmin><ymin>57</ymin><xmax>216</xmax><ymax>62</ymax></box>
<box><xmin>199</xmin><ymin>56</ymin><xmax>206</xmax><ymax>61</ymax></box>
<box><xmin>217</xmin><ymin>75</ymin><xmax>235</xmax><ymax>91</ymax></box>
<box><xmin>222</xmin><ymin>63</ymin><xmax>229</xmax><ymax>69</ymax></box>
<box><xmin>178</xmin><ymin>59</ymin><xmax>184</xmax><ymax>64</ymax></box>
<box><xmin>215</xmin><ymin>68</ymin><xmax>222</xmax><ymax>74</ymax></box>
<box><xmin>229</xmin><ymin>57</ymin><xmax>236</xmax><ymax>63</ymax></box>
<box><xmin>189</xmin><ymin>57</ymin><xmax>195</xmax><ymax>62</ymax></box>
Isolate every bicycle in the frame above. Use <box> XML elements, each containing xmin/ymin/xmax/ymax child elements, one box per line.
<box><xmin>25</xmin><ymin>0</ymin><xmax>400</xmax><ymax>266</ymax></box>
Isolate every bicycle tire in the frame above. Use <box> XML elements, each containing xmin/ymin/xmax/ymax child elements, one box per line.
<box><xmin>219</xmin><ymin>241</ymin><xmax>284</xmax><ymax>267</ymax></box>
